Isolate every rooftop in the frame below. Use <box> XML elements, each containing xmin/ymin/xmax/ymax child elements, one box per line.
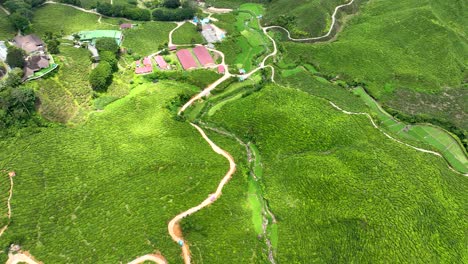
<box><xmin>78</xmin><ymin>30</ymin><xmax>123</xmax><ymax>45</ymax></box>
<box><xmin>193</xmin><ymin>46</ymin><xmax>214</xmax><ymax>67</ymax></box>
<box><xmin>13</xmin><ymin>34</ymin><xmax>45</xmax><ymax>54</ymax></box>
<box><xmin>176</xmin><ymin>49</ymin><xmax>198</xmax><ymax>70</ymax></box>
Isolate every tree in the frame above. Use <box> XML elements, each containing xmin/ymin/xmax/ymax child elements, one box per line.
<box><xmin>95</xmin><ymin>38</ymin><xmax>119</xmax><ymax>54</ymax></box>
<box><xmin>99</xmin><ymin>51</ymin><xmax>118</xmax><ymax>71</ymax></box>
<box><xmin>9</xmin><ymin>12</ymin><xmax>30</xmax><ymax>31</ymax></box>
<box><xmin>46</xmin><ymin>39</ymin><xmax>60</xmax><ymax>54</ymax></box>
<box><xmin>6</xmin><ymin>46</ymin><xmax>25</xmax><ymax>69</ymax></box>
<box><xmin>162</xmin><ymin>0</ymin><xmax>180</xmax><ymax>8</ymax></box>
<box><xmin>3</xmin><ymin>68</ymin><xmax>24</xmax><ymax>88</ymax></box>
<box><xmin>89</xmin><ymin>62</ymin><xmax>112</xmax><ymax>91</ymax></box>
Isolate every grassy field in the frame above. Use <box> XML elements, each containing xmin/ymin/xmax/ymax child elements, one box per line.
<box><xmin>31</xmin><ymin>4</ymin><xmax>119</xmax><ymax>36</ymax></box>
<box><xmin>122</xmin><ymin>22</ymin><xmax>175</xmax><ymax>56</ymax></box>
<box><xmin>31</xmin><ymin>45</ymin><xmax>93</xmax><ymax>124</ymax></box>
<box><xmin>0</xmin><ymin>11</ymin><xmax>15</xmax><ymax>40</ymax></box>
<box><xmin>171</xmin><ymin>23</ymin><xmax>204</xmax><ymax>45</ymax></box>
<box><xmin>0</xmin><ymin>81</ymin><xmax>263</xmax><ymax>263</ymax></box>
<box><xmin>281</xmin><ymin>0</ymin><xmax>468</xmax><ymax>130</ymax></box>
<box><xmin>206</xmin><ymin>84</ymin><xmax>468</xmax><ymax>263</ymax></box>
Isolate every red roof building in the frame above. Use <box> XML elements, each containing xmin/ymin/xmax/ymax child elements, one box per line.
<box><xmin>176</xmin><ymin>49</ymin><xmax>198</xmax><ymax>70</ymax></box>
<box><xmin>135</xmin><ymin>57</ymin><xmax>153</xmax><ymax>74</ymax></box>
<box><xmin>143</xmin><ymin>57</ymin><xmax>152</xmax><ymax>66</ymax></box>
<box><xmin>154</xmin><ymin>55</ymin><xmax>169</xmax><ymax>70</ymax></box>
<box><xmin>193</xmin><ymin>46</ymin><xmax>214</xmax><ymax>67</ymax></box>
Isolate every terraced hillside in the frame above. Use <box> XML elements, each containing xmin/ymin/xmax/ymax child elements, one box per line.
<box><xmin>280</xmin><ymin>0</ymin><xmax>467</xmax><ymax>132</ymax></box>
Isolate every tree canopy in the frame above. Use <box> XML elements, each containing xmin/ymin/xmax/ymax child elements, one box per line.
<box><xmin>6</xmin><ymin>46</ymin><xmax>26</xmax><ymax>69</ymax></box>
<box><xmin>95</xmin><ymin>38</ymin><xmax>120</xmax><ymax>54</ymax></box>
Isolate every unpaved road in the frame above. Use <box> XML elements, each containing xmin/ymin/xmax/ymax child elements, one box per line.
<box><xmin>6</xmin><ymin>252</ymin><xmax>41</xmax><ymax>264</ymax></box>
<box><xmin>265</xmin><ymin>0</ymin><xmax>355</xmax><ymax>41</ymax></box>
<box><xmin>166</xmin><ymin>123</ymin><xmax>237</xmax><ymax>263</ymax></box>
<box><xmin>178</xmin><ymin>48</ymin><xmax>231</xmax><ymax>114</ymax></box>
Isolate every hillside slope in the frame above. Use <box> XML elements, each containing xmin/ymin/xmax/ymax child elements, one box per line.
<box><xmin>281</xmin><ymin>0</ymin><xmax>467</xmax><ymax>132</ymax></box>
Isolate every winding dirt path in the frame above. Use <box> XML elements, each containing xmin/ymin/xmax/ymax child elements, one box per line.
<box><xmin>0</xmin><ymin>171</ymin><xmax>15</xmax><ymax>237</ymax></box>
<box><xmin>6</xmin><ymin>252</ymin><xmax>41</xmax><ymax>264</ymax></box>
<box><xmin>168</xmin><ymin>21</ymin><xmax>186</xmax><ymax>47</ymax></box>
<box><xmin>165</xmin><ymin>123</ymin><xmax>236</xmax><ymax>263</ymax></box>
<box><xmin>265</xmin><ymin>0</ymin><xmax>355</xmax><ymax>41</ymax></box>
<box><xmin>328</xmin><ymin>102</ymin><xmax>468</xmax><ymax>177</ymax></box>
<box><xmin>178</xmin><ymin>48</ymin><xmax>231</xmax><ymax>114</ymax></box>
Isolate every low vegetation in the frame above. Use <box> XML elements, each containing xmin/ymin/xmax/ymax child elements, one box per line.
<box><xmin>0</xmin><ymin>81</ymin><xmax>265</xmax><ymax>263</ymax></box>
<box><xmin>122</xmin><ymin>21</ymin><xmax>174</xmax><ymax>56</ymax></box>
<box><xmin>205</xmin><ymin>84</ymin><xmax>467</xmax><ymax>263</ymax></box>
<box><xmin>171</xmin><ymin>22</ymin><xmax>204</xmax><ymax>45</ymax></box>
<box><xmin>281</xmin><ymin>0</ymin><xmax>467</xmax><ymax>135</ymax></box>
<box><xmin>216</xmin><ymin>4</ymin><xmax>270</xmax><ymax>72</ymax></box>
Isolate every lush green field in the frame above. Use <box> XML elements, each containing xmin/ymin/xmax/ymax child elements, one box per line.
<box><xmin>264</xmin><ymin>0</ymin><xmax>346</xmax><ymax>36</ymax></box>
<box><xmin>353</xmin><ymin>87</ymin><xmax>468</xmax><ymax>174</ymax></box>
<box><xmin>0</xmin><ymin>81</ymin><xmax>263</xmax><ymax>263</ymax></box>
<box><xmin>0</xmin><ymin>10</ymin><xmax>15</xmax><ymax>40</ymax></box>
<box><xmin>281</xmin><ymin>0</ymin><xmax>468</xmax><ymax>130</ymax></box>
<box><xmin>205</xmin><ymin>84</ymin><xmax>468</xmax><ymax>263</ymax></box>
<box><xmin>216</xmin><ymin>4</ymin><xmax>270</xmax><ymax>72</ymax></box>
<box><xmin>31</xmin><ymin>45</ymin><xmax>93</xmax><ymax>124</ymax></box>
<box><xmin>122</xmin><ymin>22</ymin><xmax>175</xmax><ymax>56</ymax></box>
<box><xmin>171</xmin><ymin>23</ymin><xmax>204</xmax><ymax>45</ymax></box>
<box><xmin>31</xmin><ymin>4</ymin><xmax>118</xmax><ymax>36</ymax></box>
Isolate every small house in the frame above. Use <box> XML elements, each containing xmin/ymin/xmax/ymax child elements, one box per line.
<box><xmin>23</xmin><ymin>55</ymin><xmax>50</xmax><ymax>79</ymax></box>
<box><xmin>154</xmin><ymin>55</ymin><xmax>170</xmax><ymax>70</ymax></box>
<box><xmin>13</xmin><ymin>34</ymin><xmax>45</xmax><ymax>54</ymax></box>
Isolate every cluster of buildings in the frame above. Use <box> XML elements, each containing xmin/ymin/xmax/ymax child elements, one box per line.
<box><xmin>193</xmin><ymin>16</ymin><xmax>226</xmax><ymax>43</ymax></box>
<box><xmin>11</xmin><ymin>34</ymin><xmax>54</xmax><ymax>81</ymax></box>
<box><xmin>176</xmin><ymin>46</ymin><xmax>215</xmax><ymax>70</ymax></box>
<box><xmin>135</xmin><ymin>55</ymin><xmax>170</xmax><ymax>74</ymax></box>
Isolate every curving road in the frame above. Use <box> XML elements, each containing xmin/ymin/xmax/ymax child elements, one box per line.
<box><xmin>165</xmin><ymin>123</ymin><xmax>237</xmax><ymax>263</ymax></box>
<box><xmin>265</xmin><ymin>0</ymin><xmax>355</xmax><ymax>41</ymax></box>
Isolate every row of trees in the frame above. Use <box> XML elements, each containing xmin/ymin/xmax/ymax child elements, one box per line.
<box><xmin>96</xmin><ymin>2</ymin><xmax>151</xmax><ymax>21</ymax></box>
<box><xmin>94</xmin><ymin>0</ymin><xmax>195</xmax><ymax>22</ymax></box>
<box><xmin>2</xmin><ymin>0</ymin><xmax>45</xmax><ymax>31</ymax></box>
<box><xmin>89</xmin><ymin>38</ymin><xmax>119</xmax><ymax>92</ymax></box>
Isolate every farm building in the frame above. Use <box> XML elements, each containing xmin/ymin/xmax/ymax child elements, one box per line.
<box><xmin>13</xmin><ymin>34</ymin><xmax>45</xmax><ymax>54</ymax></box>
<box><xmin>176</xmin><ymin>49</ymin><xmax>198</xmax><ymax>70</ymax></box>
<box><xmin>0</xmin><ymin>41</ymin><xmax>7</xmax><ymax>61</ymax></box>
<box><xmin>23</xmin><ymin>55</ymin><xmax>50</xmax><ymax>79</ymax></box>
<box><xmin>135</xmin><ymin>57</ymin><xmax>153</xmax><ymax>74</ymax></box>
<box><xmin>154</xmin><ymin>55</ymin><xmax>170</xmax><ymax>70</ymax></box>
<box><xmin>193</xmin><ymin>46</ymin><xmax>214</xmax><ymax>67</ymax></box>
<box><xmin>78</xmin><ymin>30</ymin><xmax>123</xmax><ymax>46</ymax></box>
